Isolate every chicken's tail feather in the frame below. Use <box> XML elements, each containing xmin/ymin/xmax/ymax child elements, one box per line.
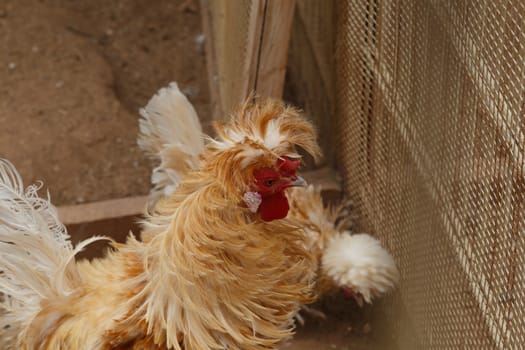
<box><xmin>0</xmin><ymin>159</ymin><xmax>108</xmax><ymax>346</ymax></box>
<box><xmin>138</xmin><ymin>82</ymin><xmax>205</xmax><ymax>200</ymax></box>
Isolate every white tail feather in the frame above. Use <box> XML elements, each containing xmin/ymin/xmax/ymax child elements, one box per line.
<box><xmin>138</xmin><ymin>82</ymin><xmax>205</xmax><ymax>199</ymax></box>
<box><xmin>0</xmin><ymin>159</ymin><xmax>108</xmax><ymax>347</ymax></box>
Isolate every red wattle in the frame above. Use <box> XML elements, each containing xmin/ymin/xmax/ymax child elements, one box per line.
<box><xmin>258</xmin><ymin>191</ymin><xmax>290</xmax><ymax>222</ymax></box>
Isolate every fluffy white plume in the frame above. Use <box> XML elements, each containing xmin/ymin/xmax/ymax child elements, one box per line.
<box><xmin>322</xmin><ymin>233</ymin><xmax>399</xmax><ymax>303</ymax></box>
<box><xmin>0</xmin><ymin>159</ymin><xmax>106</xmax><ymax>348</ymax></box>
<box><xmin>138</xmin><ymin>82</ymin><xmax>205</xmax><ymax>199</ymax></box>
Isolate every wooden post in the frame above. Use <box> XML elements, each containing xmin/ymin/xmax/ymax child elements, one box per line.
<box><xmin>200</xmin><ymin>0</ymin><xmax>296</xmax><ymax>118</ymax></box>
<box><xmin>241</xmin><ymin>0</ymin><xmax>296</xmax><ymax>100</ymax></box>
<box><xmin>199</xmin><ymin>0</ymin><xmax>223</xmax><ymax>120</ymax></box>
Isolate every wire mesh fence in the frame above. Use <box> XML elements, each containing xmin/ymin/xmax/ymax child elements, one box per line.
<box><xmin>336</xmin><ymin>1</ymin><xmax>525</xmax><ymax>348</ymax></box>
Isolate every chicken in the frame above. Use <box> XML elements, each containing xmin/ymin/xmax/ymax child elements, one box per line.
<box><xmin>0</xmin><ymin>99</ymin><xmax>322</xmax><ymax>349</ymax></box>
<box><xmin>138</xmin><ymin>83</ymin><xmax>399</xmax><ymax>305</ymax></box>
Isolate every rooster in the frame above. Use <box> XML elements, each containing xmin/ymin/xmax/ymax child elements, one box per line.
<box><xmin>138</xmin><ymin>83</ymin><xmax>399</xmax><ymax>306</ymax></box>
<box><xmin>1</xmin><ymin>97</ymin><xmax>330</xmax><ymax>349</ymax></box>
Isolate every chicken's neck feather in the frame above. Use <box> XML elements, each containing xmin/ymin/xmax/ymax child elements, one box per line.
<box><xmin>133</xmin><ymin>174</ymin><xmax>316</xmax><ymax>349</ymax></box>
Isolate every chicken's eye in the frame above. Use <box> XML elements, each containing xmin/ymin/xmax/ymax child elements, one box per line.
<box><xmin>263</xmin><ymin>178</ymin><xmax>277</xmax><ymax>187</ymax></box>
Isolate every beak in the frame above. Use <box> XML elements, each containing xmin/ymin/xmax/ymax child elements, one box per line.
<box><xmin>289</xmin><ymin>176</ymin><xmax>307</xmax><ymax>187</ymax></box>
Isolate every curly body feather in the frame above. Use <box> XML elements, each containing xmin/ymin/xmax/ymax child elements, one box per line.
<box><xmin>0</xmin><ymin>92</ymin><xmax>321</xmax><ymax>349</ymax></box>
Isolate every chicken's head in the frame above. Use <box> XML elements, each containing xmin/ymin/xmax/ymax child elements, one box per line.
<box><xmin>205</xmin><ymin>98</ymin><xmax>322</xmax><ymax>222</ymax></box>
<box><xmin>246</xmin><ymin>156</ymin><xmax>306</xmax><ymax>221</ymax></box>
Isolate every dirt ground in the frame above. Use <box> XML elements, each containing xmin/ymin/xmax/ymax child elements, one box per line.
<box><xmin>0</xmin><ymin>0</ymin><xmax>211</xmax><ymax>205</ymax></box>
<box><xmin>0</xmin><ymin>1</ymin><xmax>388</xmax><ymax>348</ymax></box>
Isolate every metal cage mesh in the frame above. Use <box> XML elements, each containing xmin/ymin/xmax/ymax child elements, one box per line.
<box><xmin>336</xmin><ymin>0</ymin><xmax>525</xmax><ymax>348</ymax></box>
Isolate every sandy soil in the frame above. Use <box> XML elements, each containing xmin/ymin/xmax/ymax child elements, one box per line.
<box><xmin>0</xmin><ymin>0</ymin><xmax>211</xmax><ymax>205</ymax></box>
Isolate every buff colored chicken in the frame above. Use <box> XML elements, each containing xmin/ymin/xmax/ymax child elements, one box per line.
<box><xmin>1</xmin><ymin>98</ymin><xmax>321</xmax><ymax>349</ymax></box>
<box><xmin>0</xmin><ymin>84</ymin><xmax>398</xmax><ymax>350</ymax></box>
<box><xmin>138</xmin><ymin>83</ymin><xmax>399</xmax><ymax>305</ymax></box>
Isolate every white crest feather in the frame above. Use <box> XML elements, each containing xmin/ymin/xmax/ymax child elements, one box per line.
<box><xmin>210</xmin><ymin>118</ymin><xmax>286</xmax><ymax>153</ymax></box>
<box><xmin>138</xmin><ymin>82</ymin><xmax>205</xmax><ymax>199</ymax></box>
<box><xmin>0</xmin><ymin>159</ymin><xmax>109</xmax><ymax>348</ymax></box>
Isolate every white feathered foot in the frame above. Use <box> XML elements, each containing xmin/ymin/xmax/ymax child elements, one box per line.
<box><xmin>322</xmin><ymin>232</ymin><xmax>399</xmax><ymax>306</ymax></box>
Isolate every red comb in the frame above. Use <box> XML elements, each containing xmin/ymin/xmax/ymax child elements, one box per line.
<box><xmin>277</xmin><ymin>157</ymin><xmax>301</xmax><ymax>178</ymax></box>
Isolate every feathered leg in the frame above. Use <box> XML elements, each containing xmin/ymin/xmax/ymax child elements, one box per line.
<box><xmin>287</xmin><ymin>186</ymin><xmax>399</xmax><ymax>303</ymax></box>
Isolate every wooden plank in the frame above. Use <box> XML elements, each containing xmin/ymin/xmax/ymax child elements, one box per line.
<box><xmin>241</xmin><ymin>0</ymin><xmax>266</xmax><ymax>98</ymax></box>
<box><xmin>199</xmin><ymin>0</ymin><xmax>295</xmax><ymax>117</ymax></box>
<box><xmin>57</xmin><ymin>167</ymin><xmax>339</xmax><ymax>225</ymax></box>
<box><xmin>302</xmin><ymin>167</ymin><xmax>340</xmax><ymax>192</ymax></box>
<box><xmin>286</xmin><ymin>0</ymin><xmax>337</xmax><ymax>167</ymax></box>
<box><xmin>199</xmin><ymin>0</ymin><xmax>223</xmax><ymax>120</ymax></box>
<box><xmin>57</xmin><ymin>195</ymin><xmax>149</xmax><ymax>225</ymax></box>
<box><xmin>241</xmin><ymin>0</ymin><xmax>296</xmax><ymax>99</ymax></box>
